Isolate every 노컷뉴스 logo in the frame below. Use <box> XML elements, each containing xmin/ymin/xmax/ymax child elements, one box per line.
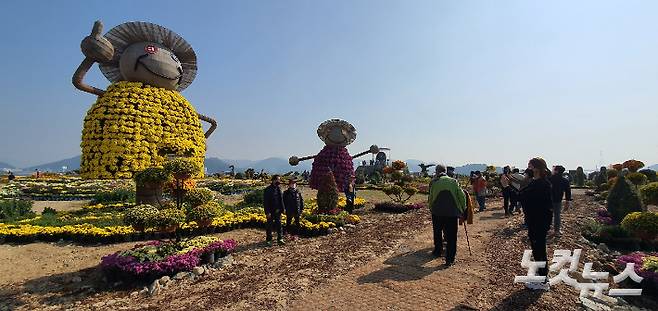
<box><xmin>514</xmin><ymin>249</ymin><xmax>643</xmax><ymax>297</ymax></box>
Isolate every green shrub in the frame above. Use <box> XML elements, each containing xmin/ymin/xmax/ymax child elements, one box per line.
<box><xmin>42</xmin><ymin>207</ymin><xmax>57</xmax><ymax>215</ymax></box>
<box><xmin>597</xmin><ymin>225</ymin><xmax>630</xmax><ymax>239</ymax></box>
<box><xmin>134</xmin><ymin>167</ymin><xmax>170</xmax><ymax>186</ymax></box>
<box><xmin>607</xmin><ymin>169</ymin><xmax>619</xmax><ymax>179</ymax></box>
<box><xmin>597</xmin><ymin>183</ymin><xmax>610</xmax><ymax>192</ymax></box>
<box><xmin>243</xmin><ymin>188</ymin><xmax>265</xmax><ymax>205</ymax></box>
<box><xmin>184</xmin><ymin>188</ymin><xmax>215</xmax><ymax>207</ymax></box>
<box><xmin>639</xmin><ymin>169</ymin><xmax>657</xmax><ymax>183</ymax></box>
<box><xmin>305</xmin><ymin>211</ymin><xmax>348</xmax><ymax>227</ymax></box>
<box><xmin>575</xmin><ymin>167</ymin><xmax>586</xmax><ymax>186</ymax></box>
<box><xmin>93</xmin><ymin>188</ymin><xmax>135</xmax><ymax>204</ymax></box>
<box><xmin>123</xmin><ymin>204</ymin><xmax>159</xmax><ymax>231</ymax></box>
<box><xmin>640</xmin><ymin>182</ymin><xmax>658</xmax><ymax>206</ymax></box>
<box><xmin>582</xmin><ymin>219</ymin><xmax>603</xmax><ymax>236</ymax></box>
<box><xmin>594</xmin><ymin>167</ymin><xmax>608</xmax><ymax>187</ymax></box>
<box><xmin>621</xmin><ymin>212</ymin><xmax>658</xmax><ymax>241</ymax></box>
<box><xmin>164</xmin><ymin>158</ymin><xmax>201</xmax><ymax>178</ymax></box>
<box><xmin>627</xmin><ymin>172</ymin><xmax>648</xmax><ymax>186</ymax></box>
<box><xmin>383</xmin><ymin>185</ymin><xmax>403</xmax><ymax>196</ymax></box>
<box><xmin>187</xmin><ymin>201</ymin><xmax>221</xmax><ymax>223</ymax></box>
<box><xmin>606</xmin><ymin>176</ymin><xmax>644</xmax><ymax>223</ymax></box>
<box><xmin>317</xmin><ymin>172</ymin><xmax>339</xmax><ymax>213</ymax></box>
<box><xmin>595</xmin><ymin>191</ymin><xmax>609</xmax><ymax>202</ymax></box>
<box><xmin>154</xmin><ymin>208</ymin><xmax>186</xmax><ymax>228</ymax></box>
<box><xmin>0</xmin><ymin>199</ymin><xmax>35</xmax><ymax>221</ymax></box>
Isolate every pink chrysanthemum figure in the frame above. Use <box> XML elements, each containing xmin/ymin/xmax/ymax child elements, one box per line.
<box><xmin>289</xmin><ymin>119</ymin><xmax>379</xmax><ymax>192</ymax></box>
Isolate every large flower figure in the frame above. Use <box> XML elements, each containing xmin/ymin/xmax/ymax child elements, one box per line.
<box><xmin>73</xmin><ymin>21</ymin><xmax>217</xmax><ymax>179</ymax></box>
<box><xmin>290</xmin><ymin>119</ymin><xmax>378</xmax><ymax>192</ymax></box>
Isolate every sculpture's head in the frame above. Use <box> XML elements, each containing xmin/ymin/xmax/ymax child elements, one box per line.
<box><xmin>317</xmin><ymin>119</ymin><xmax>357</xmax><ymax>147</ymax></box>
<box><xmin>99</xmin><ymin>22</ymin><xmax>197</xmax><ymax>91</ymax></box>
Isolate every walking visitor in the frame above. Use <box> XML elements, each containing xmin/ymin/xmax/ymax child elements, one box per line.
<box><xmin>472</xmin><ymin>171</ymin><xmax>487</xmax><ymax>212</ymax></box>
<box><xmin>501</xmin><ymin>166</ymin><xmax>513</xmax><ymax>216</ymax></box>
<box><xmin>549</xmin><ymin>165</ymin><xmax>572</xmax><ymax>237</ymax></box>
<box><xmin>428</xmin><ymin>165</ymin><xmax>467</xmax><ymax>266</ymax></box>
<box><xmin>515</xmin><ymin>157</ymin><xmax>553</xmax><ymax>290</ymax></box>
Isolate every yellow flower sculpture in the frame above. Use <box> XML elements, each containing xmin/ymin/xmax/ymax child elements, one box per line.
<box><xmin>80</xmin><ymin>81</ymin><xmax>206</xmax><ymax>179</ymax></box>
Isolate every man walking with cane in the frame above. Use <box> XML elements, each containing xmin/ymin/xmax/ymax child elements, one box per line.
<box><xmin>428</xmin><ymin>165</ymin><xmax>467</xmax><ymax>267</ymax></box>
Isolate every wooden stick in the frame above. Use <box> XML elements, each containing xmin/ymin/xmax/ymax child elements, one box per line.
<box><xmin>197</xmin><ymin>113</ymin><xmax>218</xmax><ymax>138</ymax></box>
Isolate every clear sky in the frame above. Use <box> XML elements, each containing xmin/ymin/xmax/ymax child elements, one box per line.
<box><xmin>1</xmin><ymin>0</ymin><xmax>657</xmax><ymax>170</ymax></box>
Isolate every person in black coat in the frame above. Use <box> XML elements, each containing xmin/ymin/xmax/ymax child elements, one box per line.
<box><xmin>550</xmin><ymin>165</ymin><xmax>572</xmax><ymax>236</ymax></box>
<box><xmin>283</xmin><ymin>178</ymin><xmax>304</xmax><ymax>234</ymax></box>
<box><xmin>263</xmin><ymin>175</ymin><xmax>285</xmax><ymax>245</ymax></box>
<box><xmin>516</xmin><ymin>157</ymin><xmax>553</xmax><ymax>290</ymax></box>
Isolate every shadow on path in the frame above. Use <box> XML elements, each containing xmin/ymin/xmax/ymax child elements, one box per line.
<box><xmin>357</xmin><ymin>247</ymin><xmax>448</xmax><ymax>284</ymax></box>
<box><xmin>488</xmin><ymin>289</ymin><xmax>543</xmax><ymax>310</ymax></box>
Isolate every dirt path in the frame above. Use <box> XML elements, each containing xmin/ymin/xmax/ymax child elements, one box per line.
<box><xmin>290</xmin><ymin>201</ymin><xmax>506</xmax><ymax>310</ymax></box>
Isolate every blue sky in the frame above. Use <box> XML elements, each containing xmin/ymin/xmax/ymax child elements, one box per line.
<box><xmin>1</xmin><ymin>0</ymin><xmax>657</xmax><ymax>170</ymax></box>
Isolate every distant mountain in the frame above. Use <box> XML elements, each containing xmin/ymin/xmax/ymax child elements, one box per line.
<box><xmin>204</xmin><ymin>157</ymin><xmax>233</xmax><ymax>174</ymax></box>
<box><xmin>212</xmin><ymin>157</ymin><xmax>313</xmax><ymax>174</ymax></box>
<box><xmin>0</xmin><ymin>162</ymin><xmax>15</xmax><ymax>171</ymax></box>
<box><xmin>405</xmin><ymin>159</ymin><xmax>437</xmax><ymax>172</ymax></box>
<box><xmin>453</xmin><ymin>164</ymin><xmax>503</xmax><ymax>175</ymax></box>
<box><xmin>19</xmin><ymin>154</ymin><xmax>516</xmax><ymax>176</ymax></box>
<box><xmin>24</xmin><ymin>155</ymin><xmax>81</xmax><ymax>172</ymax></box>
<box><xmin>649</xmin><ymin>164</ymin><xmax>658</xmax><ymax>171</ymax></box>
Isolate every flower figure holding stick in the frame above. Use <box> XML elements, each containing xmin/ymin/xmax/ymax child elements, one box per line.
<box><xmin>289</xmin><ymin>119</ymin><xmax>378</xmax><ymax>213</ymax></box>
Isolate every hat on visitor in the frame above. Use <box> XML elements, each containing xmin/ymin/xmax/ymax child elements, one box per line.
<box><xmin>98</xmin><ymin>21</ymin><xmax>197</xmax><ymax>91</ymax></box>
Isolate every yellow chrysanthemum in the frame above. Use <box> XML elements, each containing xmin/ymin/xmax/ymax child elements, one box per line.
<box><xmin>80</xmin><ymin>81</ymin><xmax>206</xmax><ymax>179</ymax></box>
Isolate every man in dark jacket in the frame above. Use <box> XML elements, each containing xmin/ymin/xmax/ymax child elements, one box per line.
<box><xmin>283</xmin><ymin>178</ymin><xmax>304</xmax><ymax>234</ymax></box>
<box><xmin>550</xmin><ymin>165</ymin><xmax>572</xmax><ymax>237</ymax></box>
<box><xmin>263</xmin><ymin>175</ymin><xmax>285</xmax><ymax>245</ymax></box>
<box><xmin>428</xmin><ymin>165</ymin><xmax>467</xmax><ymax>266</ymax></box>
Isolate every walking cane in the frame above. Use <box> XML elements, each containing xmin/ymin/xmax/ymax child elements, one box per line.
<box><xmin>463</xmin><ymin>221</ymin><xmax>472</xmax><ymax>256</ymax></box>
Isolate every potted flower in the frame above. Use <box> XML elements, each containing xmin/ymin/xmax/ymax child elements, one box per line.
<box><xmin>154</xmin><ymin>208</ymin><xmax>186</xmax><ymax>233</ymax></box>
<box><xmin>187</xmin><ymin>201</ymin><xmax>221</xmax><ymax>228</ymax></box>
<box><xmin>164</xmin><ymin>158</ymin><xmax>202</xmax><ymax>180</ymax></box>
<box><xmin>123</xmin><ymin>204</ymin><xmax>159</xmax><ymax>232</ymax></box>
<box><xmin>184</xmin><ymin>187</ymin><xmax>215</xmax><ymax>208</ymax></box>
<box><xmin>134</xmin><ymin>167</ymin><xmax>170</xmax><ymax>205</ymax></box>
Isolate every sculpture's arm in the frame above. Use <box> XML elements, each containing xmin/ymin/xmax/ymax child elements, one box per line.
<box><xmin>289</xmin><ymin>155</ymin><xmax>317</xmax><ymax>166</ymax></box>
<box><xmin>73</xmin><ymin>21</ymin><xmax>114</xmax><ymax>97</ymax></box>
<box><xmin>351</xmin><ymin>145</ymin><xmax>379</xmax><ymax>159</ymax></box>
<box><xmin>73</xmin><ymin>58</ymin><xmax>105</xmax><ymax>96</ymax></box>
<box><xmin>197</xmin><ymin>113</ymin><xmax>218</xmax><ymax>138</ymax></box>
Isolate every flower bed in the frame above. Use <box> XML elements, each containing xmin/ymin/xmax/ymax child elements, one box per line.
<box><xmin>197</xmin><ymin>178</ymin><xmax>265</xmax><ymax>195</ymax></box>
<box><xmin>617</xmin><ymin>252</ymin><xmax>658</xmax><ymax>294</ymax></box>
<box><xmin>101</xmin><ymin>236</ymin><xmax>236</xmax><ymax>282</ymax></box>
<box><xmin>374</xmin><ymin>202</ymin><xmax>424</xmax><ymax>213</ymax></box>
<box><xmin>0</xmin><ymin>177</ymin><xmax>133</xmax><ymax>201</ymax></box>
<box><xmin>0</xmin><ymin>203</ymin><xmax>361</xmax><ymax>244</ymax></box>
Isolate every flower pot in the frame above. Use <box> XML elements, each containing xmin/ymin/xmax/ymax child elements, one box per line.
<box><xmin>174</xmin><ymin>173</ymin><xmax>192</xmax><ymax>180</ymax></box>
<box><xmin>136</xmin><ymin>182</ymin><xmax>164</xmax><ymax>205</ymax></box>
<box><xmin>159</xmin><ymin>225</ymin><xmax>178</xmax><ymax>233</ymax></box>
<box><xmin>197</xmin><ymin>219</ymin><xmax>213</xmax><ymax>228</ymax></box>
<box><xmin>203</xmin><ymin>252</ymin><xmax>216</xmax><ymax>264</ymax></box>
<box><xmin>131</xmin><ymin>224</ymin><xmax>145</xmax><ymax>232</ymax></box>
